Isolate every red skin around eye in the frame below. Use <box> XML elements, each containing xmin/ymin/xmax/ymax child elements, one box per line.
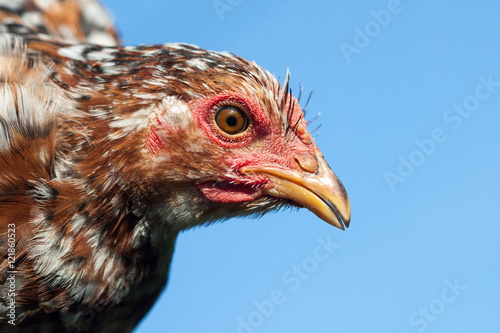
<box><xmin>192</xmin><ymin>92</ymin><xmax>271</xmax><ymax>148</ymax></box>
<box><xmin>191</xmin><ymin>92</ymin><xmax>275</xmax><ymax>202</ymax></box>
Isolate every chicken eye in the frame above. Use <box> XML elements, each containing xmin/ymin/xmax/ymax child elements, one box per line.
<box><xmin>214</xmin><ymin>106</ymin><xmax>249</xmax><ymax>135</ymax></box>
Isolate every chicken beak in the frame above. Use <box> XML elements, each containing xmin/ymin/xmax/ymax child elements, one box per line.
<box><xmin>241</xmin><ymin>157</ymin><xmax>351</xmax><ymax>230</ymax></box>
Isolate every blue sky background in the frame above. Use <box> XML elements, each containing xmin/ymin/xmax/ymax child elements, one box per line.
<box><xmin>104</xmin><ymin>1</ymin><xmax>500</xmax><ymax>332</ymax></box>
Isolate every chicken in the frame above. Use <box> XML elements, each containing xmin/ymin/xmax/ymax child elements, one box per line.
<box><xmin>0</xmin><ymin>1</ymin><xmax>350</xmax><ymax>332</ymax></box>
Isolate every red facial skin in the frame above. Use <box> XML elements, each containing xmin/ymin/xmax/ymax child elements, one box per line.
<box><xmin>189</xmin><ymin>92</ymin><xmax>317</xmax><ymax>203</ymax></box>
<box><xmin>194</xmin><ymin>91</ymin><xmax>271</xmax><ymax>148</ymax></box>
<box><xmin>146</xmin><ymin>123</ymin><xmax>165</xmax><ymax>153</ymax></box>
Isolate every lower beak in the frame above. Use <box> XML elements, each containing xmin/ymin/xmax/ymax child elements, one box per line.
<box><xmin>241</xmin><ymin>157</ymin><xmax>350</xmax><ymax>230</ymax></box>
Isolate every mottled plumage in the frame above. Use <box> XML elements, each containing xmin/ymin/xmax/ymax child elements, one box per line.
<box><xmin>0</xmin><ymin>1</ymin><xmax>350</xmax><ymax>332</ymax></box>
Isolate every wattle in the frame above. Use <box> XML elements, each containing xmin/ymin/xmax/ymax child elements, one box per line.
<box><xmin>197</xmin><ymin>181</ymin><xmax>262</xmax><ymax>203</ymax></box>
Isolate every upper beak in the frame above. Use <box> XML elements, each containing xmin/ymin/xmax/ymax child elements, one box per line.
<box><xmin>241</xmin><ymin>157</ymin><xmax>351</xmax><ymax>230</ymax></box>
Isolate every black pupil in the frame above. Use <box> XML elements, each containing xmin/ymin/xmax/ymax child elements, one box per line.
<box><xmin>226</xmin><ymin>115</ymin><xmax>238</xmax><ymax>127</ymax></box>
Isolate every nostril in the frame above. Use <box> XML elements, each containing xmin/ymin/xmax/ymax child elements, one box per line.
<box><xmin>294</xmin><ymin>152</ymin><xmax>319</xmax><ymax>173</ymax></box>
